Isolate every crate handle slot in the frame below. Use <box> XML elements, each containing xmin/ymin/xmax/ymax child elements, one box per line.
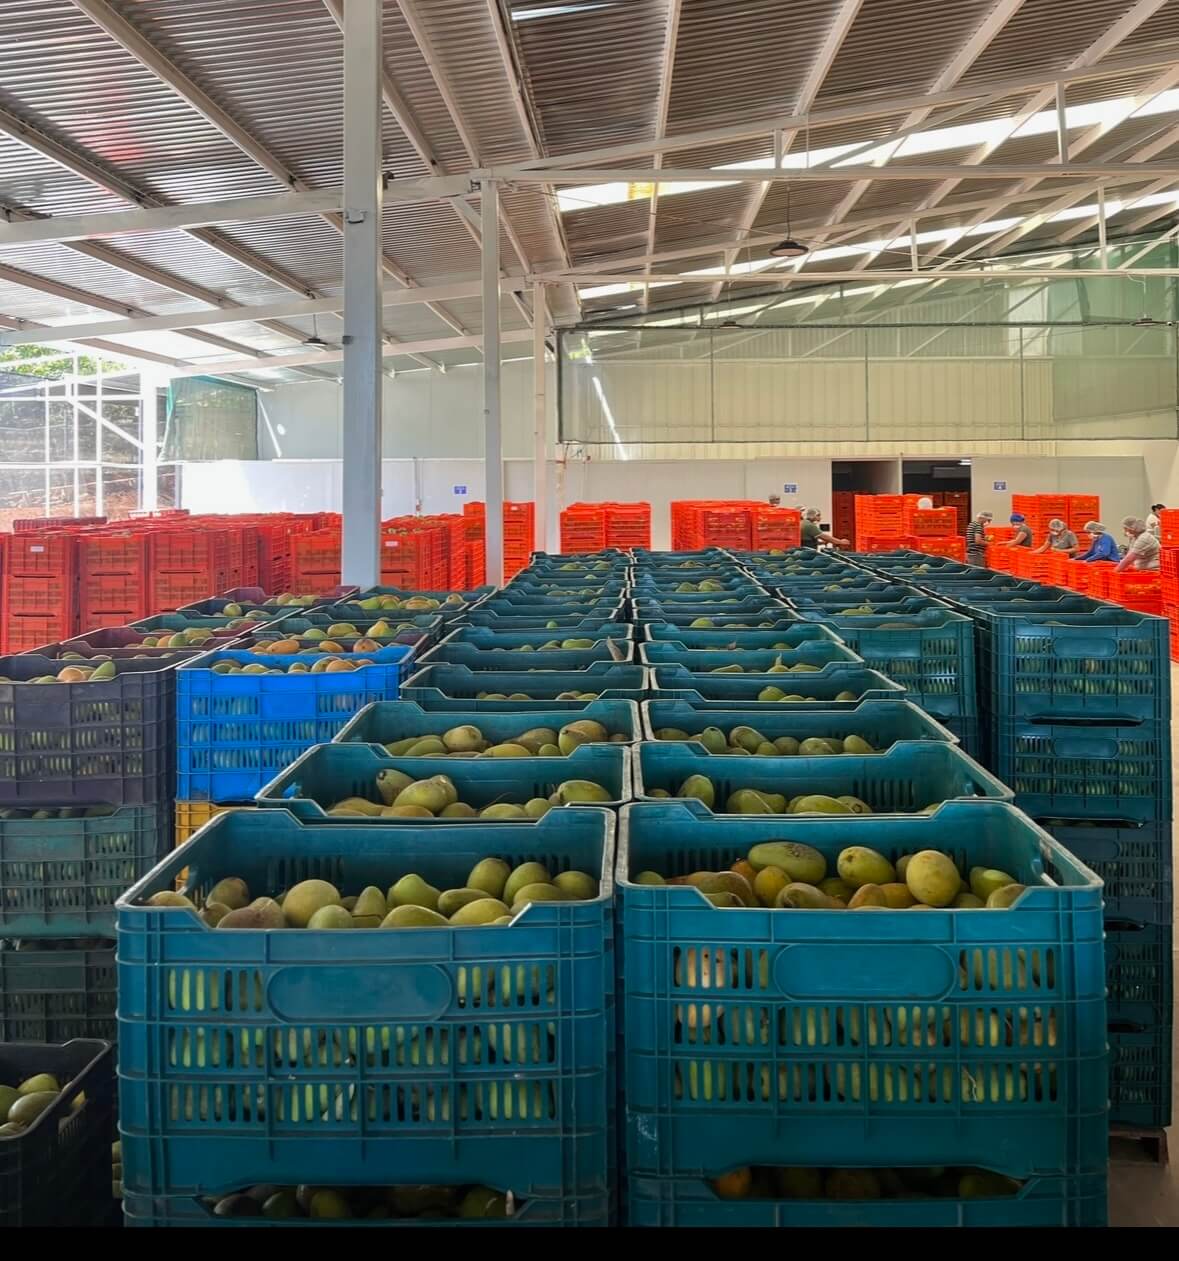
<box><xmin>267</xmin><ymin>964</ymin><xmax>453</xmax><ymax>1021</ymax></box>
<box><xmin>774</xmin><ymin>944</ymin><xmax>956</xmax><ymax>999</ymax></box>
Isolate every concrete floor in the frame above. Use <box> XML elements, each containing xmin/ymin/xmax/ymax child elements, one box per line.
<box><xmin>1105</xmin><ymin>663</ymin><xmax>1177</xmax><ymax>1227</ymax></box>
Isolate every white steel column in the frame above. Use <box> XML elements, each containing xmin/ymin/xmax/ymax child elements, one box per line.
<box><xmin>532</xmin><ymin>284</ymin><xmax>547</xmax><ymax>554</ymax></box>
<box><xmin>340</xmin><ymin>0</ymin><xmax>383</xmax><ymax>587</ymax></box>
<box><xmin>140</xmin><ymin>372</ymin><xmax>159</xmax><ymax>511</ymax></box>
<box><xmin>482</xmin><ymin>180</ymin><xmax>504</xmax><ymax>586</ymax></box>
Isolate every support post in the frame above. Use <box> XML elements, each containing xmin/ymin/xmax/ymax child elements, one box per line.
<box><xmin>482</xmin><ymin>179</ymin><xmax>504</xmax><ymax>586</ymax></box>
<box><xmin>95</xmin><ymin>360</ymin><xmax>104</xmax><ymax>516</ymax></box>
<box><xmin>1055</xmin><ymin>81</ymin><xmax>1068</xmax><ymax>163</ymax></box>
<box><xmin>140</xmin><ymin>371</ymin><xmax>159</xmax><ymax>511</ymax></box>
<box><xmin>1097</xmin><ymin>184</ymin><xmax>1109</xmax><ymax>268</ymax></box>
<box><xmin>532</xmin><ymin>284</ymin><xmax>548</xmax><ymax>553</ymax></box>
<box><xmin>340</xmin><ymin>0</ymin><xmax>383</xmax><ymax>588</ymax></box>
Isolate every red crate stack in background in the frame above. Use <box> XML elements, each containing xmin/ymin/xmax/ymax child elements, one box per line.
<box><xmin>76</xmin><ymin>530</ymin><xmax>148</xmax><ymax>630</ymax></box>
<box><xmin>751</xmin><ymin>506</ymin><xmax>801</xmax><ymax>550</ymax></box>
<box><xmin>289</xmin><ymin>529</ymin><xmax>346</xmax><ymax>593</ymax></box>
<box><xmin>462</xmin><ymin>501</ymin><xmax>535</xmax><ymax>578</ymax></box>
<box><xmin>4</xmin><ymin>531</ymin><xmax>77</xmax><ymax>652</ymax></box>
<box><xmin>904</xmin><ymin>535</ymin><xmax>966</xmax><ymax>562</ymax></box>
<box><xmin>605</xmin><ymin>502</ymin><xmax>651</xmax><ymax>549</ymax></box>
<box><xmin>831</xmin><ymin>491</ymin><xmax>855</xmax><ymax>544</ymax></box>
<box><xmin>148</xmin><ymin>528</ymin><xmax>230</xmax><ymax>612</ymax></box>
<box><xmin>1066</xmin><ymin>495</ymin><xmax>1100</xmax><ymax>536</ymax></box>
<box><xmin>560</xmin><ymin>503</ymin><xmax>607</xmax><ymax>553</ymax></box>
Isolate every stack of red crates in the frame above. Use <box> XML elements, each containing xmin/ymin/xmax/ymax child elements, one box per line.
<box><xmin>1157</xmin><ymin>510</ymin><xmax>1179</xmax><ymax>657</ymax></box>
<box><xmin>4</xmin><ymin>532</ymin><xmax>77</xmax><ymax>651</ymax></box>
<box><xmin>831</xmin><ymin>491</ymin><xmax>855</xmax><ymax>545</ymax></box>
<box><xmin>906</xmin><ymin>535</ymin><xmax>967</xmax><ymax>562</ymax></box>
<box><xmin>289</xmin><ymin>529</ymin><xmax>347</xmax><ymax>593</ymax></box>
<box><xmin>560</xmin><ymin>504</ymin><xmax>607</xmax><ymax>553</ymax></box>
<box><xmin>1011</xmin><ymin>494</ymin><xmax>1069</xmax><ymax>544</ymax></box>
<box><xmin>1066</xmin><ymin>494</ymin><xmax>1100</xmax><ymax>536</ymax></box>
<box><xmin>462</xmin><ymin>502</ymin><xmax>534</xmax><ymax>578</ymax></box>
<box><xmin>76</xmin><ymin>529</ymin><xmax>148</xmax><ymax>630</ymax></box>
<box><xmin>605</xmin><ymin>502</ymin><xmax>651</xmax><ymax>549</ymax></box>
<box><xmin>670</xmin><ymin>502</ymin><xmax>757</xmax><ymax>550</ymax></box>
<box><xmin>853</xmin><ymin>495</ymin><xmax>906</xmax><ymax>551</ymax></box>
<box><xmin>751</xmin><ymin>506</ymin><xmax>801</xmax><ymax>550</ymax></box>
<box><xmin>942</xmin><ymin>491</ymin><xmax>970</xmax><ymax>534</ymax></box>
<box><xmin>380</xmin><ymin>523</ymin><xmax>447</xmax><ymax>588</ymax></box>
<box><xmin>13</xmin><ymin>515</ymin><xmax>107</xmax><ymax>532</ymax></box>
<box><xmin>149</xmin><ymin>528</ymin><xmax>230</xmax><ymax>612</ymax></box>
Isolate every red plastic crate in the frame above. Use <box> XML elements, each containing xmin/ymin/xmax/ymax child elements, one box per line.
<box><xmin>1158</xmin><ymin>509</ymin><xmax>1179</xmax><ymax>547</ymax></box>
<box><xmin>903</xmin><ymin>534</ymin><xmax>966</xmax><ymax>562</ymax></box>
<box><xmin>561</xmin><ymin>504</ymin><xmax>607</xmax><ymax>552</ymax></box>
<box><xmin>151</xmin><ymin>571</ymin><xmax>219</xmax><ymax>612</ymax></box>
<box><xmin>76</xmin><ymin>531</ymin><xmax>146</xmax><ymax>577</ymax></box>
<box><xmin>80</xmin><ymin>571</ymin><xmax>148</xmax><ymax>620</ymax></box>
<box><xmin>7</xmin><ymin>533</ymin><xmax>76</xmax><ymax>579</ymax></box>
<box><xmin>1161</xmin><ymin>547</ymin><xmax>1179</xmax><ymax>605</ymax></box>
<box><xmin>1107</xmin><ymin>569</ymin><xmax>1161</xmax><ymax>608</ymax></box>
<box><xmin>854</xmin><ymin>534</ymin><xmax>908</xmax><ymax>553</ymax></box>
<box><xmin>908</xmin><ymin>507</ymin><xmax>959</xmax><ymax>537</ymax></box>
<box><xmin>1081</xmin><ymin>562</ymin><xmax>1117</xmax><ymax>599</ymax></box>
<box><xmin>5</xmin><ymin>574</ymin><xmax>74</xmax><ymax>620</ymax></box>
<box><xmin>751</xmin><ymin>507</ymin><xmax>801</xmax><ymax>550</ymax></box>
<box><xmin>853</xmin><ymin>495</ymin><xmax>906</xmax><ymax>539</ymax></box>
<box><xmin>1063</xmin><ymin>557</ymin><xmax>1095</xmax><ymax>593</ymax></box>
<box><xmin>605</xmin><ymin>502</ymin><xmax>651</xmax><ymax>549</ymax></box>
<box><xmin>4</xmin><ymin>612</ymin><xmax>75</xmax><ymax>654</ymax></box>
<box><xmin>1065</xmin><ymin>495</ymin><xmax>1099</xmax><ymax>535</ymax></box>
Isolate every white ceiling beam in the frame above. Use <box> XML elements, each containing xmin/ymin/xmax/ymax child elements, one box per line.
<box><xmin>0</xmin><ymin>280</ymin><xmax>493</xmax><ymax>346</ymax></box>
<box><xmin>0</xmin><ymin>191</ymin><xmax>345</xmax><ymax>247</ymax></box>
<box><xmin>511</xmin><ymin>47</ymin><xmax>1179</xmax><ymax>171</ymax></box>
<box><xmin>485</xmin><ymin>161</ymin><xmax>1179</xmax><ymax>184</ymax></box>
<box><xmin>539</xmin><ymin>267</ymin><xmax>1179</xmax><ymax>285</ymax></box>
<box><xmin>828</xmin><ymin>0</ymin><xmax>1027</xmax><ymax>232</ymax></box>
<box><xmin>176</xmin><ymin>327</ymin><xmax>535</xmax><ymax>378</ymax></box>
<box><xmin>641</xmin><ymin>0</ymin><xmax>683</xmax><ymax>312</ymax></box>
<box><xmin>70</xmin><ymin>0</ymin><xmax>466</xmax><ymax>366</ymax></box>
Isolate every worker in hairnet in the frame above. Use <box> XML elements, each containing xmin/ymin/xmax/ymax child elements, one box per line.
<box><xmin>1147</xmin><ymin>504</ymin><xmax>1164</xmax><ymax>536</ymax></box>
<box><xmin>1077</xmin><ymin>521</ymin><xmax>1120</xmax><ymax>563</ymax></box>
<box><xmin>916</xmin><ymin>496</ymin><xmax>934</xmax><ymax>510</ymax></box>
<box><xmin>964</xmin><ymin>509</ymin><xmax>993</xmax><ymax>566</ymax></box>
<box><xmin>801</xmin><ymin>507</ymin><xmax>849</xmax><ymax>550</ymax></box>
<box><xmin>1032</xmin><ymin>517</ymin><xmax>1078</xmax><ymax>556</ymax></box>
<box><xmin>1005</xmin><ymin>512</ymin><xmax>1033</xmax><ymax>548</ymax></box>
<box><xmin>1117</xmin><ymin>516</ymin><xmax>1160</xmax><ymax>572</ymax></box>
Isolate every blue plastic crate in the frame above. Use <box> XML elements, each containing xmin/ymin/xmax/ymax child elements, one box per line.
<box><xmin>0</xmin><ymin>802</ymin><xmax>169</xmax><ymax>937</ymax></box>
<box><xmin>616</xmin><ymin>799</ymin><xmax>1107</xmax><ymax>1177</ymax></box>
<box><xmin>634</xmin><ymin>741</ymin><xmax>1011</xmax><ymax>813</ymax></box>
<box><xmin>0</xmin><ymin>942</ymin><xmax>117</xmax><ymax>1042</ymax></box>
<box><xmin>419</xmin><ymin>638</ymin><xmax>636</xmax><ymax>671</ymax></box>
<box><xmin>624</xmin><ymin>1172</ymin><xmax>1107</xmax><ymax>1228</ymax></box>
<box><xmin>176</xmin><ymin>646</ymin><xmax>416</xmax><ymax>802</ymax></box>
<box><xmin>122</xmin><ymin>1189</ymin><xmax>614</xmax><ymax>1228</ymax></box>
<box><xmin>1104</xmin><ymin>920</ymin><xmax>1173</xmax><ymax>1014</ymax></box>
<box><xmin>941</xmin><ymin>714</ymin><xmax>983</xmax><ymax>758</ymax></box>
<box><xmin>115</xmin><ymin>807</ymin><xmax>615</xmax><ymax>1198</ymax></box>
<box><xmin>0</xmin><ymin>655</ymin><xmax>180</xmax><ymax>806</ymax></box>
<box><xmin>446</xmin><ymin>624</ymin><xmax>634</xmax><ymax>648</ymax></box>
<box><xmin>1107</xmin><ymin>1018</ymin><xmax>1173</xmax><ymax>1129</ymax></box>
<box><xmin>335</xmin><ymin>698</ymin><xmax>640</xmax><ymax>747</ymax></box>
<box><xmin>994</xmin><ymin>719</ymin><xmax>1171</xmax><ymax>825</ymax></box>
<box><xmin>402</xmin><ymin>663</ymin><xmax>649</xmax><ymax>710</ymax></box>
<box><xmin>255</xmin><ymin>741</ymin><xmax>631</xmax><ymax>819</ymax></box>
<box><xmin>1037</xmin><ymin>821</ymin><xmax>1171</xmax><ymax>925</ymax></box>
<box><xmin>638</xmin><ymin>642</ymin><xmax>863</xmax><ymax>673</ymax></box>
<box><xmin>650</xmin><ymin>664</ymin><xmax>903</xmax><ymax>708</ymax></box>
<box><xmin>642</xmin><ymin>624</ymin><xmax>842</xmax><ymax>648</ymax></box>
<box><xmin>814</xmin><ymin>607</ymin><xmax>976</xmax><ymax>722</ymax></box>
<box><xmin>641</xmin><ymin>698</ymin><xmax>958</xmax><ymax>751</ymax></box>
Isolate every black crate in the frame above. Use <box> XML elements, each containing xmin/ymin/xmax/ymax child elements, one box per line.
<box><xmin>0</xmin><ymin>655</ymin><xmax>177</xmax><ymax>805</ymax></box>
<box><xmin>0</xmin><ymin>1038</ymin><xmax>116</xmax><ymax>1228</ymax></box>
<box><xmin>0</xmin><ymin>942</ymin><xmax>117</xmax><ymax>1042</ymax></box>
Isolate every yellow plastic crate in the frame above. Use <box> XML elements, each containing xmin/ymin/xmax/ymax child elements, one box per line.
<box><xmin>174</xmin><ymin>801</ymin><xmax>250</xmax><ymax>847</ymax></box>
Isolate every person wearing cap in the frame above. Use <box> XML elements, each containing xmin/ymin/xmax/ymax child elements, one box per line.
<box><xmin>1077</xmin><ymin>521</ymin><xmax>1120</xmax><ymax>563</ymax></box>
<box><xmin>1117</xmin><ymin>516</ymin><xmax>1160</xmax><ymax>572</ymax></box>
<box><xmin>1033</xmin><ymin>518</ymin><xmax>1079</xmax><ymax>556</ymax></box>
<box><xmin>964</xmin><ymin>510</ymin><xmax>993</xmax><ymax>566</ymax></box>
<box><xmin>800</xmin><ymin>507</ymin><xmax>849</xmax><ymax>550</ymax></box>
<box><xmin>1006</xmin><ymin>512</ymin><xmax>1033</xmax><ymax>548</ymax></box>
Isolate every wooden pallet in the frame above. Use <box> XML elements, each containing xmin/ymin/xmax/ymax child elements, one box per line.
<box><xmin>1109</xmin><ymin>1124</ymin><xmax>1169</xmax><ymax>1165</ymax></box>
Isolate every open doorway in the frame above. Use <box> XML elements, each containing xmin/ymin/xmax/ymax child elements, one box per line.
<box><xmin>902</xmin><ymin>459</ymin><xmax>972</xmax><ymax>533</ymax></box>
<box><xmin>831</xmin><ymin>459</ymin><xmax>901</xmax><ymax>539</ymax></box>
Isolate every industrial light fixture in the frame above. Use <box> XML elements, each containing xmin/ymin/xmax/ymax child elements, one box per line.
<box><xmin>1133</xmin><ymin>314</ymin><xmax>1169</xmax><ymax>328</ymax></box>
<box><xmin>769</xmin><ymin>184</ymin><xmax>808</xmax><ymax>259</ymax></box>
<box><xmin>303</xmin><ymin>314</ymin><xmax>332</xmax><ymax>349</ymax></box>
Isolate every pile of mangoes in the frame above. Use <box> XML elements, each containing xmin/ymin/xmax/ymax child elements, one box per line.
<box><xmin>474</xmin><ymin>689</ymin><xmax>602</xmax><ymax>701</ymax></box>
<box><xmin>653</xmin><ymin>724</ymin><xmax>875</xmax><ymax>756</ymax></box>
<box><xmin>634</xmin><ymin>840</ymin><xmax>1025</xmax><ymax>910</ymax></box>
<box><xmin>223</xmin><ymin>594</ymin><xmax>319</xmax><ymax>614</ymax></box>
<box><xmin>205</xmin><ymin>1183</ymin><xmax>513</xmax><ymax>1220</ymax></box>
<box><xmin>327</xmin><ymin>768</ymin><xmax>613</xmax><ymax>819</ymax></box>
<box><xmin>143</xmin><ymin>855</ymin><xmax>599</xmax><ymax>927</ymax></box>
<box><xmin>711</xmin><ymin>1166</ymin><xmax>1020</xmax><ymax>1201</ymax></box>
<box><xmin>507</xmin><ymin>638</ymin><xmax>598</xmax><ymax>651</ymax></box>
<box><xmin>210</xmin><ymin>656</ymin><xmax>373</xmax><ymax>676</ymax></box>
<box><xmin>709</xmin><ymin>657</ymin><xmax>822</xmax><ymax>674</ymax></box>
<box><xmin>0</xmin><ymin>804</ymin><xmax>115</xmax><ymax>820</ymax></box>
<box><xmin>353</xmin><ymin>594</ymin><xmax>465</xmax><ymax>612</ymax></box>
<box><xmin>686</xmin><ymin>619</ymin><xmax>786</xmax><ymax>628</ymax></box>
<box><xmin>251</xmin><ymin>619</ymin><xmax>405</xmax><ymax>654</ymax></box>
<box><xmin>755</xmin><ymin>685</ymin><xmax>859</xmax><ymax>702</ymax></box>
<box><xmin>0</xmin><ymin>1066</ymin><xmax>77</xmax><ymax>1137</ymax></box>
<box><xmin>672</xmin><ymin>580</ymin><xmax>728</xmax><ymax>593</ymax></box>
<box><xmin>1</xmin><ymin>661</ymin><xmax>119</xmax><ymax>684</ymax></box>
<box><xmin>380</xmin><ymin>718</ymin><xmax>624</xmax><ymax>758</ymax></box>
<box><xmin>660</xmin><ymin>775</ymin><xmax>909</xmax><ymax>815</ymax></box>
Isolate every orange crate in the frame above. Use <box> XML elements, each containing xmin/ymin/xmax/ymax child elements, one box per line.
<box><xmin>605</xmin><ymin>502</ymin><xmax>651</xmax><ymax>548</ymax></box>
<box><xmin>1066</xmin><ymin>495</ymin><xmax>1099</xmax><ymax>535</ymax></box>
<box><xmin>752</xmin><ymin>507</ymin><xmax>801</xmax><ymax>550</ymax></box>
<box><xmin>908</xmin><ymin>508</ymin><xmax>958</xmax><ymax>537</ymax></box>
<box><xmin>8</xmin><ymin>532</ymin><xmax>76</xmax><ymax>578</ymax></box>
<box><xmin>904</xmin><ymin>535</ymin><xmax>966</xmax><ymax>562</ymax></box>
<box><xmin>1158</xmin><ymin>509</ymin><xmax>1179</xmax><ymax>547</ymax></box>
<box><xmin>1063</xmin><ymin>558</ymin><xmax>1095</xmax><ymax>593</ymax></box>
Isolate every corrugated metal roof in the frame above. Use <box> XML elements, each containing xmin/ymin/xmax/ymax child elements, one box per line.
<box><xmin>0</xmin><ymin>0</ymin><xmax>1177</xmax><ymax>377</ymax></box>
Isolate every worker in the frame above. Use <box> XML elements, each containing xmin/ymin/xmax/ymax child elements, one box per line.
<box><xmin>801</xmin><ymin>507</ymin><xmax>849</xmax><ymax>550</ymax></box>
<box><xmin>1006</xmin><ymin>512</ymin><xmax>1033</xmax><ymax>547</ymax></box>
<box><xmin>1032</xmin><ymin>518</ymin><xmax>1078</xmax><ymax>555</ymax></box>
<box><xmin>1077</xmin><ymin>521</ymin><xmax>1120</xmax><ymax>563</ymax></box>
<box><xmin>1147</xmin><ymin>503</ymin><xmax>1164</xmax><ymax>536</ymax></box>
<box><xmin>1117</xmin><ymin>516</ymin><xmax>1160</xmax><ymax>571</ymax></box>
<box><xmin>964</xmin><ymin>509</ymin><xmax>993</xmax><ymax>566</ymax></box>
<box><xmin>916</xmin><ymin>496</ymin><xmax>934</xmax><ymax>510</ymax></box>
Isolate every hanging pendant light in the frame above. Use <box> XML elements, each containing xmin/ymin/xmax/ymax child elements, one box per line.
<box><xmin>770</xmin><ymin>183</ymin><xmax>808</xmax><ymax>258</ymax></box>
